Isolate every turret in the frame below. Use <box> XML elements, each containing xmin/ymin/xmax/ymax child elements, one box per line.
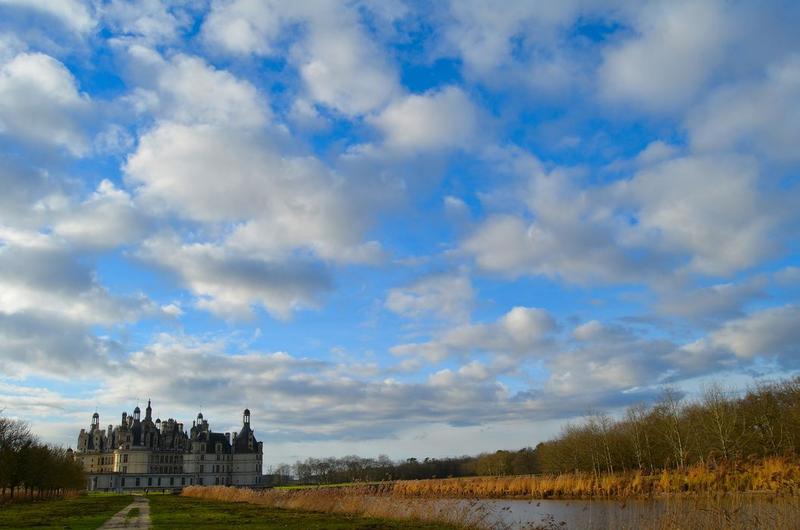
<box><xmin>133</xmin><ymin>406</ymin><xmax>141</xmax><ymax>421</ymax></box>
<box><xmin>91</xmin><ymin>412</ymin><xmax>99</xmax><ymax>428</ymax></box>
<box><xmin>243</xmin><ymin>408</ymin><xmax>250</xmax><ymax>426</ymax></box>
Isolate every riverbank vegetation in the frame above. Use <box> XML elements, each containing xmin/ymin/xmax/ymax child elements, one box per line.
<box><xmin>0</xmin><ymin>414</ymin><xmax>85</xmax><ymax>500</ymax></box>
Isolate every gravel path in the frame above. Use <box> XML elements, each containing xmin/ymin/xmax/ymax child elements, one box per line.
<box><xmin>98</xmin><ymin>495</ymin><xmax>151</xmax><ymax>529</ymax></box>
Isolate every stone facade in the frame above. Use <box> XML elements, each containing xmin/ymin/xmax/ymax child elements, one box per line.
<box><xmin>73</xmin><ymin>402</ymin><xmax>263</xmax><ymax>492</ymax></box>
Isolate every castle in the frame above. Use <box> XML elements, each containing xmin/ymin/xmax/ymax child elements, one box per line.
<box><xmin>72</xmin><ymin>401</ymin><xmax>263</xmax><ymax>492</ymax></box>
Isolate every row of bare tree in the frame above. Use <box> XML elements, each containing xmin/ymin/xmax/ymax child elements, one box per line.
<box><xmin>0</xmin><ymin>414</ymin><xmax>85</xmax><ymax>500</ymax></box>
<box><xmin>535</xmin><ymin>378</ymin><xmax>800</xmax><ymax>475</ymax></box>
<box><xmin>279</xmin><ymin>377</ymin><xmax>800</xmax><ymax>483</ymax></box>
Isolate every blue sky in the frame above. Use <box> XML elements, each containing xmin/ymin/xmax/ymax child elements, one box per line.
<box><xmin>1</xmin><ymin>0</ymin><xmax>799</xmax><ymax>468</ymax></box>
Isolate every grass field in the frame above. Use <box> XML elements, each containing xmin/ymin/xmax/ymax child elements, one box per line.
<box><xmin>148</xmin><ymin>494</ymin><xmax>461</xmax><ymax>529</ymax></box>
<box><xmin>0</xmin><ymin>495</ymin><xmax>133</xmax><ymax>529</ymax></box>
<box><xmin>0</xmin><ymin>494</ymin><xmax>460</xmax><ymax>529</ymax></box>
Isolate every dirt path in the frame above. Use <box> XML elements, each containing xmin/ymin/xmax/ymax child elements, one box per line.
<box><xmin>98</xmin><ymin>495</ymin><xmax>151</xmax><ymax>529</ymax></box>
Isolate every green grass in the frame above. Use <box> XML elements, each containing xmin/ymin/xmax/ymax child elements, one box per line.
<box><xmin>149</xmin><ymin>495</ymin><xmax>461</xmax><ymax>529</ymax></box>
<box><xmin>0</xmin><ymin>494</ymin><xmax>133</xmax><ymax>529</ymax></box>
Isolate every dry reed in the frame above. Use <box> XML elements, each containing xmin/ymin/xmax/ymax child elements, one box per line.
<box><xmin>390</xmin><ymin>456</ymin><xmax>800</xmax><ymax>499</ymax></box>
<box><xmin>181</xmin><ymin>458</ymin><xmax>800</xmax><ymax>529</ymax></box>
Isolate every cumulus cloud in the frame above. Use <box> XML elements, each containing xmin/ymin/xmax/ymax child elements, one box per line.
<box><xmin>89</xmin><ymin>333</ymin><xmax>524</xmax><ymax>440</ymax></box>
<box><xmin>385</xmin><ymin>272</ymin><xmax>474</xmax><ymax>322</ymax></box>
<box><xmin>547</xmin><ymin>320</ymin><xmax>673</xmax><ymax>398</ymax></box>
<box><xmin>369</xmin><ymin>86</ymin><xmax>478</xmax><ymax>152</ymax></box>
<box><xmin>392</xmin><ymin>306</ymin><xmax>556</xmax><ymax>362</ymax></box>
<box><xmin>118</xmin><ymin>49</ymin><xmax>389</xmax><ymax>317</ymax></box>
<box><xmin>688</xmin><ymin>54</ymin><xmax>800</xmax><ymax>161</ymax></box>
<box><xmin>622</xmin><ymin>155</ymin><xmax>781</xmax><ymax>275</ymax></box>
<box><xmin>0</xmin><ymin>52</ymin><xmax>90</xmax><ymax>155</ymax></box>
<box><xmin>137</xmin><ymin>235</ymin><xmax>332</xmax><ymax>319</ymax></box>
<box><xmin>705</xmin><ymin>305</ymin><xmax>800</xmax><ymax>362</ymax></box>
<box><xmin>654</xmin><ymin>276</ymin><xmax>768</xmax><ymax>326</ymax></box>
<box><xmin>53</xmin><ymin>180</ymin><xmax>149</xmax><ymax>249</ymax></box>
<box><xmin>0</xmin><ymin>237</ymin><xmax>160</xmax><ymax>377</ymax></box>
<box><xmin>0</xmin><ymin>0</ymin><xmax>95</xmax><ymax>34</ymax></box>
<box><xmin>202</xmin><ymin>0</ymin><xmax>399</xmax><ymax>116</ymax></box>
<box><xmin>100</xmin><ymin>0</ymin><xmax>195</xmax><ymax>44</ymax></box>
<box><xmin>202</xmin><ymin>0</ymin><xmax>286</xmax><ymax>56</ymax></box>
<box><xmin>599</xmin><ymin>0</ymin><xmax>730</xmax><ymax>111</ymax></box>
<box><xmin>124</xmin><ymin>47</ymin><xmax>270</xmax><ymax>127</ymax></box>
<box><xmin>463</xmin><ymin>152</ymin><xmax>789</xmax><ymax>282</ymax></box>
<box><xmin>441</xmin><ymin>0</ymin><xmax>586</xmax><ymax>94</ymax></box>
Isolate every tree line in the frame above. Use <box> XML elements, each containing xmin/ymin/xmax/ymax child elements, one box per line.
<box><xmin>536</xmin><ymin>378</ymin><xmax>800</xmax><ymax>475</ymax></box>
<box><xmin>0</xmin><ymin>414</ymin><xmax>85</xmax><ymax>500</ymax></box>
<box><xmin>278</xmin><ymin>376</ymin><xmax>800</xmax><ymax>484</ymax></box>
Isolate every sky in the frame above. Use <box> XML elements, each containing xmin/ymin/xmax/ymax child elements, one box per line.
<box><xmin>0</xmin><ymin>0</ymin><xmax>799</xmax><ymax>470</ymax></box>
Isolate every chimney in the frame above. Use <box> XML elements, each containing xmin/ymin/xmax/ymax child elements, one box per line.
<box><xmin>225</xmin><ymin>432</ymin><xmax>231</xmax><ymax>444</ymax></box>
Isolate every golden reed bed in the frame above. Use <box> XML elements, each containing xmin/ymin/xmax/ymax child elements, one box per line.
<box><xmin>181</xmin><ymin>458</ymin><xmax>800</xmax><ymax>529</ymax></box>
<box><xmin>390</xmin><ymin>457</ymin><xmax>800</xmax><ymax>498</ymax></box>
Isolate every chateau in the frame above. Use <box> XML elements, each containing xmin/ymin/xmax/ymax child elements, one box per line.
<box><xmin>72</xmin><ymin>401</ymin><xmax>263</xmax><ymax>492</ymax></box>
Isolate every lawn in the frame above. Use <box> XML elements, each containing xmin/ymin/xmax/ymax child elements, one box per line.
<box><xmin>149</xmin><ymin>494</ymin><xmax>462</xmax><ymax>529</ymax></box>
<box><xmin>0</xmin><ymin>495</ymin><xmax>133</xmax><ymax>529</ymax></box>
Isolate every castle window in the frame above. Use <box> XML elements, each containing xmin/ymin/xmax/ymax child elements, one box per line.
<box><xmin>123</xmin><ymin>466</ymin><xmax>127</xmax><ymax>473</ymax></box>
<box><xmin>121</xmin><ymin>478</ymin><xmax>125</xmax><ymax>487</ymax></box>
<box><xmin>158</xmin><ymin>478</ymin><xmax>161</xmax><ymax>486</ymax></box>
<box><xmin>148</xmin><ymin>477</ymin><xmax>152</xmax><ymax>486</ymax></box>
<box><xmin>123</xmin><ymin>454</ymin><xmax>128</xmax><ymax>463</ymax></box>
<box><xmin>136</xmin><ymin>478</ymin><xmax>140</xmax><ymax>487</ymax></box>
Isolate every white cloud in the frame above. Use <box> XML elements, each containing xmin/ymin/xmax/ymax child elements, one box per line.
<box><xmin>202</xmin><ymin>0</ymin><xmax>285</xmax><ymax>56</ymax></box>
<box><xmin>391</xmin><ymin>306</ymin><xmax>556</xmax><ymax>362</ymax></box>
<box><xmin>202</xmin><ymin>0</ymin><xmax>399</xmax><ymax>116</ymax></box>
<box><xmin>622</xmin><ymin>155</ymin><xmax>779</xmax><ymax>275</ymax></box>
<box><xmin>654</xmin><ymin>276</ymin><xmax>767</xmax><ymax>326</ymax></box>
<box><xmin>0</xmin><ymin>0</ymin><xmax>95</xmax><ymax>34</ymax></box>
<box><xmin>385</xmin><ymin>272</ymin><xmax>474</xmax><ymax>322</ymax></box>
<box><xmin>707</xmin><ymin>305</ymin><xmax>800</xmax><ymax>361</ymax></box>
<box><xmin>688</xmin><ymin>54</ymin><xmax>800</xmax><ymax>161</ymax></box>
<box><xmin>0</xmin><ymin>236</ymin><xmax>160</xmax><ymax>378</ymax></box>
<box><xmin>441</xmin><ymin>0</ymin><xmax>583</xmax><ymax>92</ymax></box>
<box><xmin>100</xmin><ymin>0</ymin><xmax>193</xmax><ymax>44</ymax></box>
<box><xmin>0</xmin><ymin>52</ymin><xmax>90</xmax><ymax>155</ymax></box>
<box><xmin>124</xmin><ymin>48</ymin><xmax>270</xmax><ymax>128</ymax></box>
<box><xmin>369</xmin><ymin>86</ymin><xmax>478</xmax><ymax>152</ymax></box>
<box><xmin>137</xmin><ymin>235</ymin><xmax>332</xmax><ymax>320</ymax></box>
<box><xmin>463</xmin><ymin>151</ymin><xmax>788</xmax><ymax>283</ymax></box>
<box><xmin>599</xmin><ymin>0</ymin><xmax>730</xmax><ymax>111</ymax></box>
<box><xmin>53</xmin><ymin>180</ymin><xmax>148</xmax><ymax>249</ymax></box>
<box><xmin>295</xmin><ymin>10</ymin><xmax>399</xmax><ymax>116</ymax></box>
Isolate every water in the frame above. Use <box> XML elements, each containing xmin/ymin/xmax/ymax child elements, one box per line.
<box><xmin>422</xmin><ymin>495</ymin><xmax>800</xmax><ymax>529</ymax></box>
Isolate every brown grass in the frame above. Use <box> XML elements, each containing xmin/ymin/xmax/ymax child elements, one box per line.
<box><xmin>181</xmin><ymin>459</ymin><xmax>800</xmax><ymax>529</ymax></box>
<box><xmin>390</xmin><ymin>457</ymin><xmax>800</xmax><ymax>499</ymax></box>
<box><xmin>181</xmin><ymin>485</ymin><xmax>492</xmax><ymax>528</ymax></box>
